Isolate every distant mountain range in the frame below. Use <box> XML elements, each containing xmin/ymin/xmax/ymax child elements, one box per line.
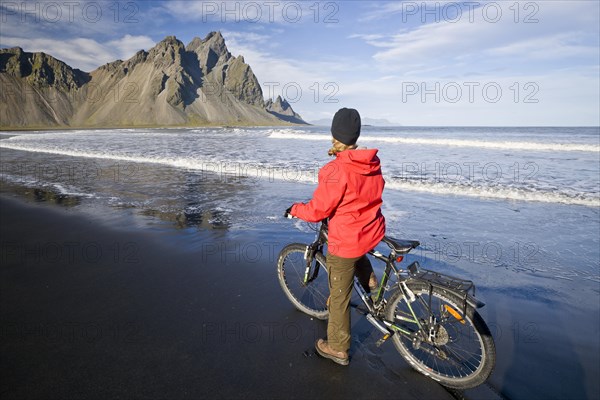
<box><xmin>310</xmin><ymin>117</ymin><xmax>401</xmax><ymax>127</ymax></box>
<box><xmin>0</xmin><ymin>31</ymin><xmax>307</xmax><ymax>129</ymax></box>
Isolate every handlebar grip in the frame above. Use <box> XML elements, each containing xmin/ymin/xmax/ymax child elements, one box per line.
<box><xmin>284</xmin><ymin>206</ymin><xmax>295</xmax><ymax>219</ymax></box>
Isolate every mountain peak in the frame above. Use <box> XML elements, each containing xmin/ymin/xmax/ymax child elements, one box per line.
<box><xmin>147</xmin><ymin>36</ymin><xmax>186</xmax><ymax>70</ymax></box>
<box><xmin>265</xmin><ymin>96</ymin><xmax>306</xmax><ymax>124</ymax></box>
<box><xmin>272</xmin><ymin>95</ymin><xmax>292</xmax><ymax>111</ymax></box>
<box><xmin>2</xmin><ymin>46</ymin><xmax>24</xmax><ymax>55</ymax></box>
<box><xmin>186</xmin><ymin>30</ymin><xmax>231</xmax><ymax>76</ymax></box>
<box><xmin>186</xmin><ymin>37</ymin><xmax>203</xmax><ymax>52</ymax></box>
<box><xmin>0</xmin><ymin>47</ymin><xmax>89</xmax><ymax>89</ymax></box>
<box><xmin>205</xmin><ymin>31</ymin><xmax>224</xmax><ymax>41</ymax></box>
<box><xmin>203</xmin><ymin>30</ymin><xmax>229</xmax><ymax>58</ymax></box>
<box><xmin>268</xmin><ymin>96</ymin><xmax>289</xmax><ymax>111</ymax></box>
<box><xmin>156</xmin><ymin>35</ymin><xmax>184</xmax><ymax>49</ymax></box>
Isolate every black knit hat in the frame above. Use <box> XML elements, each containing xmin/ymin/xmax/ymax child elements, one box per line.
<box><xmin>331</xmin><ymin>108</ymin><xmax>361</xmax><ymax>145</ymax></box>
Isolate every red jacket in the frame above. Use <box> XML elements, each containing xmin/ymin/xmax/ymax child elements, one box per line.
<box><xmin>291</xmin><ymin>149</ymin><xmax>386</xmax><ymax>258</ymax></box>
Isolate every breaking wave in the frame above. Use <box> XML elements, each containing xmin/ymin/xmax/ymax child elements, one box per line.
<box><xmin>385</xmin><ymin>178</ymin><xmax>599</xmax><ymax>207</ymax></box>
<box><xmin>267</xmin><ymin>131</ymin><xmax>599</xmax><ymax>152</ymax></box>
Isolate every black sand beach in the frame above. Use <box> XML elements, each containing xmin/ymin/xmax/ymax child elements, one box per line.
<box><xmin>0</xmin><ymin>196</ymin><xmax>469</xmax><ymax>399</ymax></box>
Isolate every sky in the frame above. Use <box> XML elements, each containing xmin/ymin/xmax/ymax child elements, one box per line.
<box><xmin>0</xmin><ymin>0</ymin><xmax>599</xmax><ymax>126</ymax></box>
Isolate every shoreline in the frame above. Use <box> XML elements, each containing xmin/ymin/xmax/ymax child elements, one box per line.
<box><xmin>0</xmin><ymin>195</ymin><xmax>460</xmax><ymax>399</ymax></box>
<box><xmin>0</xmin><ymin>121</ymin><xmax>310</xmax><ymax>132</ymax></box>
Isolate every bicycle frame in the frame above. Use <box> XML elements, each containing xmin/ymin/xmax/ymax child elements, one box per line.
<box><xmin>301</xmin><ymin>220</ymin><xmax>481</xmax><ymax>344</ymax></box>
<box><xmin>364</xmin><ymin>247</ymin><xmax>427</xmax><ymax>340</ymax></box>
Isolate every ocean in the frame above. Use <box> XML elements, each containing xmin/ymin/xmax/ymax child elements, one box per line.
<box><xmin>1</xmin><ymin>126</ymin><xmax>598</xmax><ymax>284</ymax></box>
<box><xmin>1</xmin><ymin>125</ymin><xmax>599</xmax><ymax>399</ymax></box>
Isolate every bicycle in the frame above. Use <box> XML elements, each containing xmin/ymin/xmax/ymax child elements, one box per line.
<box><xmin>277</xmin><ymin>217</ymin><xmax>496</xmax><ymax>390</ymax></box>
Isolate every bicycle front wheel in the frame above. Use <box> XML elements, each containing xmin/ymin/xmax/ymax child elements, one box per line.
<box><xmin>385</xmin><ymin>281</ymin><xmax>496</xmax><ymax>389</ymax></box>
<box><xmin>277</xmin><ymin>243</ymin><xmax>329</xmax><ymax>320</ymax></box>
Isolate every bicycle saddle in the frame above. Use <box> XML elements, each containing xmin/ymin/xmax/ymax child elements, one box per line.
<box><xmin>382</xmin><ymin>236</ymin><xmax>420</xmax><ymax>254</ymax></box>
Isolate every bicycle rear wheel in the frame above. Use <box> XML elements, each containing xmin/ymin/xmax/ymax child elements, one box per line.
<box><xmin>386</xmin><ymin>281</ymin><xmax>496</xmax><ymax>389</ymax></box>
<box><xmin>277</xmin><ymin>243</ymin><xmax>329</xmax><ymax>320</ymax></box>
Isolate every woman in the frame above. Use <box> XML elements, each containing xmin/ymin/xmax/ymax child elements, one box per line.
<box><xmin>287</xmin><ymin>107</ymin><xmax>386</xmax><ymax>365</ymax></box>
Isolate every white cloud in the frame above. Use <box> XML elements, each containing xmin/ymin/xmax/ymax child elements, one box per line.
<box><xmin>485</xmin><ymin>32</ymin><xmax>597</xmax><ymax>60</ymax></box>
<box><xmin>220</xmin><ymin>30</ymin><xmax>271</xmax><ymax>45</ymax></box>
<box><xmin>221</xmin><ymin>30</ymin><xmax>339</xmax><ymax>95</ymax></box>
<box><xmin>358</xmin><ymin>0</ymin><xmax>468</xmax><ymax>22</ymax></box>
<box><xmin>0</xmin><ymin>1</ymin><xmax>153</xmax><ymax>43</ymax></box>
<box><xmin>161</xmin><ymin>0</ymin><xmax>322</xmax><ymax>24</ymax></box>
<box><xmin>106</xmin><ymin>35</ymin><xmax>157</xmax><ymax>60</ymax></box>
<box><xmin>330</xmin><ymin>67</ymin><xmax>600</xmax><ymax>126</ymax></box>
<box><xmin>359</xmin><ymin>1</ymin><xmax>599</xmax><ymax>74</ymax></box>
<box><xmin>347</xmin><ymin>33</ymin><xmax>392</xmax><ymax>48</ymax></box>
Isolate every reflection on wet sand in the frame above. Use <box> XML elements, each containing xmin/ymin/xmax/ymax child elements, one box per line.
<box><xmin>0</xmin><ymin>153</ymin><xmax>247</xmax><ymax>231</ymax></box>
<box><xmin>1</xmin><ymin>177</ymin><xmax>233</xmax><ymax>231</ymax></box>
<box><xmin>139</xmin><ymin>207</ymin><xmax>229</xmax><ymax>230</ymax></box>
<box><xmin>31</xmin><ymin>188</ymin><xmax>81</xmax><ymax>207</ymax></box>
<box><xmin>0</xmin><ymin>182</ymin><xmax>82</xmax><ymax>207</ymax></box>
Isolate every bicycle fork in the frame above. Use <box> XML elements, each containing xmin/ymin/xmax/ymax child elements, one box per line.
<box><xmin>302</xmin><ymin>244</ymin><xmax>320</xmax><ymax>285</ymax></box>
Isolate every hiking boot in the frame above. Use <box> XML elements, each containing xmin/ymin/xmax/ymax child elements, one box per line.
<box><xmin>315</xmin><ymin>338</ymin><xmax>349</xmax><ymax>366</ymax></box>
<box><xmin>368</xmin><ymin>274</ymin><xmax>378</xmax><ymax>293</ymax></box>
<box><xmin>368</xmin><ymin>274</ymin><xmax>379</xmax><ymax>302</ymax></box>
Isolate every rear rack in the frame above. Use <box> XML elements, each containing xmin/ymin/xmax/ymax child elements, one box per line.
<box><xmin>407</xmin><ymin>261</ymin><xmax>474</xmax><ymax>294</ymax></box>
<box><xmin>407</xmin><ymin>262</ymin><xmax>478</xmax><ymax>312</ymax></box>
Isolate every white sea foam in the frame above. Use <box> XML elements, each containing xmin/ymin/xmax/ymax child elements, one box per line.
<box><xmin>52</xmin><ymin>183</ymin><xmax>96</xmax><ymax>198</ymax></box>
<box><xmin>0</xmin><ymin>172</ymin><xmax>46</xmax><ymax>188</ymax></box>
<box><xmin>0</xmin><ymin>141</ymin><xmax>318</xmax><ymax>184</ymax></box>
<box><xmin>385</xmin><ymin>178</ymin><xmax>600</xmax><ymax>207</ymax></box>
<box><xmin>267</xmin><ymin>132</ymin><xmax>600</xmax><ymax>152</ymax></box>
<box><xmin>0</xmin><ymin>172</ymin><xmax>95</xmax><ymax>198</ymax></box>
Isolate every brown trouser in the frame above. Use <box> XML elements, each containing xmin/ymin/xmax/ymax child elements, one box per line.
<box><xmin>326</xmin><ymin>253</ymin><xmax>374</xmax><ymax>352</ymax></box>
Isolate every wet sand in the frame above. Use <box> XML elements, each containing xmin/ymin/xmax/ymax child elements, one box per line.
<box><xmin>0</xmin><ymin>197</ymin><xmax>464</xmax><ymax>399</ymax></box>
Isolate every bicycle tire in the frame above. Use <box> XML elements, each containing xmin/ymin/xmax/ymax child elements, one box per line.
<box><xmin>277</xmin><ymin>243</ymin><xmax>329</xmax><ymax>320</ymax></box>
<box><xmin>385</xmin><ymin>281</ymin><xmax>496</xmax><ymax>389</ymax></box>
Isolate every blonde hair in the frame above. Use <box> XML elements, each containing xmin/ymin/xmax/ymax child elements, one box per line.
<box><xmin>328</xmin><ymin>138</ymin><xmax>357</xmax><ymax>156</ymax></box>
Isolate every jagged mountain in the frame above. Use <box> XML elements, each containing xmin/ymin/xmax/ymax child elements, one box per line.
<box><xmin>265</xmin><ymin>95</ymin><xmax>307</xmax><ymax>125</ymax></box>
<box><xmin>0</xmin><ymin>47</ymin><xmax>89</xmax><ymax>127</ymax></box>
<box><xmin>0</xmin><ymin>32</ymin><xmax>306</xmax><ymax>128</ymax></box>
